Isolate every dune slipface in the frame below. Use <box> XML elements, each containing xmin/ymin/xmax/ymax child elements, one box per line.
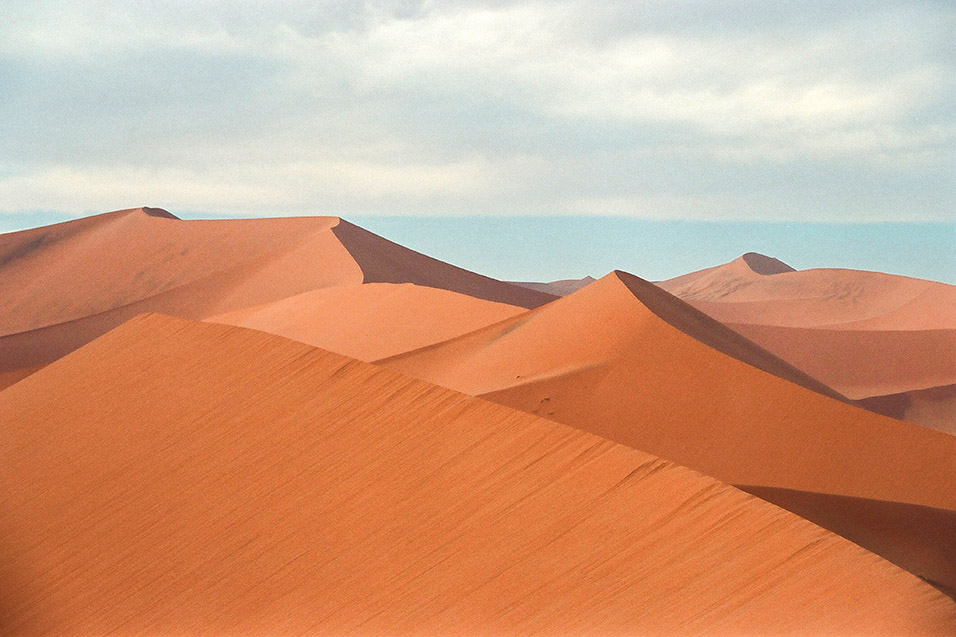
<box><xmin>382</xmin><ymin>270</ymin><xmax>956</xmax><ymax>591</ymax></box>
<box><xmin>0</xmin><ymin>208</ymin><xmax>552</xmax><ymax>376</ymax></box>
<box><xmin>659</xmin><ymin>254</ymin><xmax>956</xmax><ymax>432</ymax></box>
<box><xmin>1</xmin><ymin>314</ymin><xmax>952</xmax><ymax>634</ymax></box>
<box><xmin>208</xmin><ymin>282</ymin><xmax>526</xmax><ymax>361</ymax></box>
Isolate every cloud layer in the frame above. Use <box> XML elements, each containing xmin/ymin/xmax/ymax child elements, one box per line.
<box><xmin>1</xmin><ymin>0</ymin><xmax>953</xmax><ymax>220</ymax></box>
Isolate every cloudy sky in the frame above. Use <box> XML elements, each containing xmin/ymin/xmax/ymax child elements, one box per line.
<box><xmin>1</xmin><ymin>0</ymin><xmax>953</xmax><ymax>223</ymax></box>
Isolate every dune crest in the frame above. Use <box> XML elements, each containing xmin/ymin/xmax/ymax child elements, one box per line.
<box><xmin>382</xmin><ymin>269</ymin><xmax>956</xmax><ymax>590</ymax></box>
<box><xmin>1</xmin><ymin>313</ymin><xmax>952</xmax><ymax>634</ymax></box>
<box><xmin>0</xmin><ymin>209</ymin><xmax>550</xmax><ymax>375</ymax></box>
<box><xmin>660</xmin><ymin>256</ymin><xmax>956</xmax><ymax>431</ymax></box>
<box><xmin>208</xmin><ymin>282</ymin><xmax>527</xmax><ymax>361</ymax></box>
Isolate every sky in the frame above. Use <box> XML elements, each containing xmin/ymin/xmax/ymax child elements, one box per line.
<box><xmin>1</xmin><ymin>1</ymin><xmax>953</xmax><ymax>280</ymax></box>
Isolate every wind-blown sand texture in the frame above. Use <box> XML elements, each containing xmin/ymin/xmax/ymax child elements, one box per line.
<box><xmin>659</xmin><ymin>254</ymin><xmax>956</xmax><ymax>431</ymax></box>
<box><xmin>383</xmin><ymin>270</ymin><xmax>956</xmax><ymax>591</ymax></box>
<box><xmin>1</xmin><ymin>314</ymin><xmax>952</xmax><ymax>635</ymax></box>
<box><xmin>0</xmin><ymin>208</ymin><xmax>551</xmax><ymax>376</ymax></box>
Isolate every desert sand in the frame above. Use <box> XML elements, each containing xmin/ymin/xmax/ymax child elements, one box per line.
<box><xmin>513</xmin><ymin>276</ymin><xmax>597</xmax><ymax>296</ymax></box>
<box><xmin>0</xmin><ymin>208</ymin><xmax>550</xmax><ymax>375</ymax></box>
<box><xmin>659</xmin><ymin>253</ymin><xmax>956</xmax><ymax>330</ymax></box>
<box><xmin>1</xmin><ymin>313</ymin><xmax>952</xmax><ymax>634</ymax></box>
<box><xmin>208</xmin><ymin>282</ymin><xmax>526</xmax><ymax>361</ymax></box>
<box><xmin>383</xmin><ymin>270</ymin><xmax>956</xmax><ymax>591</ymax></box>
<box><xmin>659</xmin><ymin>254</ymin><xmax>956</xmax><ymax>431</ymax></box>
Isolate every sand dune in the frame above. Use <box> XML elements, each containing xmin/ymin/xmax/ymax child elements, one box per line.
<box><xmin>728</xmin><ymin>322</ymin><xmax>956</xmax><ymax>399</ymax></box>
<box><xmin>382</xmin><ymin>271</ymin><xmax>956</xmax><ymax>506</ymax></box>
<box><xmin>0</xmin><ymin>208</ymin><xmax>550</xmax><ymax>373</ymax></box>
<box><xmin>859</xmin><ymin>384</ymin><xmax>956</xmax><ymax>436</ymax></box>
<box><xmin>383</xmin><ymin>270</ymin><xmax>956</xmax><ymax>589</ymax></box>
<box><xmin>660</xmin><ymin>253</ymin><xmax>956</xmax><ymax>330</ymax></box>
<box><xmin>208</xmin><ymin>282</ymin><xmax>526</xmax><ymax>361</ymax></box>
<box><xmin>660</xmin><ymin>254</ymin><xmax>956</xmax><ymax>431</ymax></box>
<box><xmin>513</xmin><ymin>276</ymin><xmax>597</xmax><ymax>296</ymax></box>
<box><xmin>0</xmin><ymin>365</ymin><xmax>40</xmax><ymax>391</ymax></box>
<box><xmin>1</xmin><ymin>313</ymin><xmax>952</xmax><ymax>634</ymax></box>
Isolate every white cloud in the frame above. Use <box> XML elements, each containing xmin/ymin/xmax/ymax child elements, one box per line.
<box><xmin>0</xmin><ymin>0</ymin><xmax>952</xmax><ymax>220</ymax></box>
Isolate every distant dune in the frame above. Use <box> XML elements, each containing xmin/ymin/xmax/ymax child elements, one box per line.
<box><xmin>512</xmin><ymin>276</ymin><xmax>596</xmax><ymax>296</ymax></box>
<box><xmin>382</xmin><ymin>270</ymin><xmax>956</xmax><ymax>590</ymax></box>
<box><xmin>0</xmin><ymin>208</ymin><xmax>552</xmax><ymax>377</ymax></box>
<box><xmin>659</xmin><ymin>253</ymin><xmax>956</xmax><ymax>330</ymax></box>
<box><xmin>208</xmin><ymin>282</ymin><xmax>526</xmax><ymax>361</ymax></box>
<box><xmin>1</xmin><ymin>314</ymin><xmax>952</xmax><ymax>634</ymax></box>
<box><xmin>660</xmin><ymin>254</ymin><xmax>956</xmax><ymax>432</ymax></box>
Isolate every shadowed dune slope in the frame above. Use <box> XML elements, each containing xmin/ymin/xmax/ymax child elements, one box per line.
<box><xmin>740</xmin><ymin>486</ymin><xmax>956</xmax><ymax>598</ymax></box>
<box><xmin>513</xmin><ymin>276</ymin><xmax>597</xmax><ymax>296</ymax></box>
<box><xmin>0</xmin><ymin>209</ymin><xmax>550</xmax><ymax>373</ymax></box>
<box><xmin>330</xmin><ymin>219</ymin><xmax>554</xmax><ymax>309</ymax></box>
<box><xmin>1</xmin><ymin>314</ymin><xmax>953</xmax><ymax>634</ymax></box>
<box><xmin>382</xmin><ymin>271</ymin><xmax>956</xmax><ymax>507</ymax></box>
<box><xmin>728</xmin><ymin>322</ymin><xmax>956</xmax><ymax>400</ymax></box>
<box><xmin>208</xmin><ymin>283</ymin><xmax>527</xmax><ymax>361</ymax></box>
<box><xmin>0</xmin><ymin>365</ymin><xmax>41</xmax><ymax>391</ymax></box>
<box><xmin>381</xmin><ymin>271</ymin><xmax>956</xmax><ymax>589</ymax></box>
<box><xmin>859</xmin><ymin>384</ymin><xmax>956</xmax><ymax>436</ymax></box>
<box><xmin>659</xmin><ymin>255</ymin><xmax>956</xmax><ymax>430</ymax></box>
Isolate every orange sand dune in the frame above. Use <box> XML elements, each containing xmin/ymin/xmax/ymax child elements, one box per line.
<box><xmin>1</xmin><ymin>314</ymin><xmax>952</xmax><ymax>634</ymax></box>
<box><xmin>660</xmin><ymin>253</ymin><xmax>956</xmax><ymax>330</ymax></box>
<box><xmin>513</xmin><ymin>276</ymin><xmax>597</xmax><ymax>296</ymax></box>
<box><xmin>0</xmin><ymin>208</ymin><xmax>551</xmax><ymax>373</ymax></box>
<box><xmin>383</xmin><ymin>271</ymin><xmax>956</xmax><ymax>506</ymax></box>
<box><xmin>383</xmin><ymin>271</ymin><xmax>956</xmax><ymax>588</ymax></box>
<box><xmin>658</xmin><ymin>253</ymin><xmax>956</xmax><ymax>330</ymax></box>
<box><xmin>208</xmin><ymin>283</ymin><xmax>526</xmax><ymax>361</ymax></box>
<box><xmin>741</xmin><ymin>486</ymin><xmax>956</xmax><ymax>599</ymax></box>
<box><xmin>860</xmin><ymin>384</ymin><xmax>956</xmax><ymax>436</ymax></box>
<box><xmin>660</xmin><ymin>254</ymin><xmax>956</xmax><ymax>430</ymax></box>
<box><xmin>0</xmin><ymin>365</ymin><xmax>40</xmax><ymax>391</ymax></box>
<box><xmin>728</xmin><ymin>322</ymin><xmax>956</xmax><ymax>399</ymax></box>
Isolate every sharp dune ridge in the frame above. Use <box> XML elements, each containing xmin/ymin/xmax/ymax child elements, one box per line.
<box><xmin>382</xmin><ymin>268</ymin><xmax>956</xmax><ymax>507</ymax></box>
<box><xmin>660</xmin><ymin>254</ymin><xmax>956</xmax><ymax>431</ymax></box>
<box><xmin>381</xmin><ymin>268</ymin><xmax>956</xmax><ymax>591</ymax></box>
<box><xmin>660</xmin><ymin>254</ymin><xmax>956</xmax><ymax>330</ymax></box>
<box><xmin>207</xmin><ymin>282</ymin><xmax>527</xmax><ymax>362</ymax></box>
<box><xmin>1</xmin><ymin>313</ymin><xmax>953</xmax><ymax>634</ymax></box>
<box><xmin>4</xmin><ymin>209</ymin><xmax>955</xmax><ymax>633</ymax></box>
<box><xmin>0</xmin><ymin>207</ymin><xmax>550</xmax><ymax>377</ymax></box>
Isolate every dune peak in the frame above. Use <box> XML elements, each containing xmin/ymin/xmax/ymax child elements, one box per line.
<box><xmin>139</xmin><ymin>206</ymin><xmax>179</xmax><ymax>219</ymax></box>
<box><xmin>738</xmin><ymin>252</ymin><xmax>796</xmax><ymax>275</ymax></box>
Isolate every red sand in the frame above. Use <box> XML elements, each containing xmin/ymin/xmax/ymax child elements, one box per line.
<box><xmin>660</xmin><ymin>254</ymin><xmax>956</xmax><ymax>331</ymax></box>
<box><xmin>659</xmin><ymin>254</ymin><xmax>956</xmax><ymax>431</ymax></box>
<box><xmin>208</xmin><ymin>282</ymin><xmax>526</xmax><ymax>361</ymax></box>
<box><xmin>727</xmin><ymin>322</ymin><xmax>956</xmax><ymax>399</ymax></box>
<box><xmin>0</xmin><ymin>365</ymin><xmax>41</xmax><ymax>391</ymax></box>
<box><xmin>383</xmin><ymin>270</ymin><xmax>956</xmax><ymax>589</ymax></box>
<box><xmin>0</xmin><ymin>208</ymin><xmax>551</xmax><ymax>374</ymax></box>
<box><xmin>1</xmin><ymin>313</ymin><xmax>952</xmax><ymax>634</ymax></box>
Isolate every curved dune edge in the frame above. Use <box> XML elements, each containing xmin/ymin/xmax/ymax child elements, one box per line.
<box><xmin>207</xmin><ymin>282</ymin><xmax>527</xmax><ymax>362</ymax></box>
<box><xmin>0</xmin><ymin>208</ymin><xmax>551</xmax><ymax>374</ymax></box>
<box><xmin>380</xmin><ymin>270</ymin><xmax>956</xmax><ymax>591</ymax></box>
<box><xmin>726</xmin><ymin>322</ymin><xmax>956</xmax><ymax>400</ymax></box>
<box><xmin>0</xmin><ymin>365</ymin><xmax>42</xmax><ymax>391</ymax></box>
<box><xmin>381</xmin><ymin>271</ymin><xmax>956</xmax><ymax>506</ymax></box>
<box><xmin>1</xmin><ymin>314</ymin><xmax>952</xmax><ymax>634</ymax></box>
<box><xmin>660</xmin><ymin>255</ymin><xmax>956</xmax><ymax>331</ymax></box>
<box><xmin>658</xmin><ymin>255</ymin><xmax>956</xmax><ymax>430</ymax></box>
<box><xmin>740</xmin><ymin>486</ymin><xmax>956</xmax><ymax>600</ymax></box>
<box><xmin>859</xmin><ymin>384</ymin><xmax>956</xmax><ymax>435</ymax></box>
